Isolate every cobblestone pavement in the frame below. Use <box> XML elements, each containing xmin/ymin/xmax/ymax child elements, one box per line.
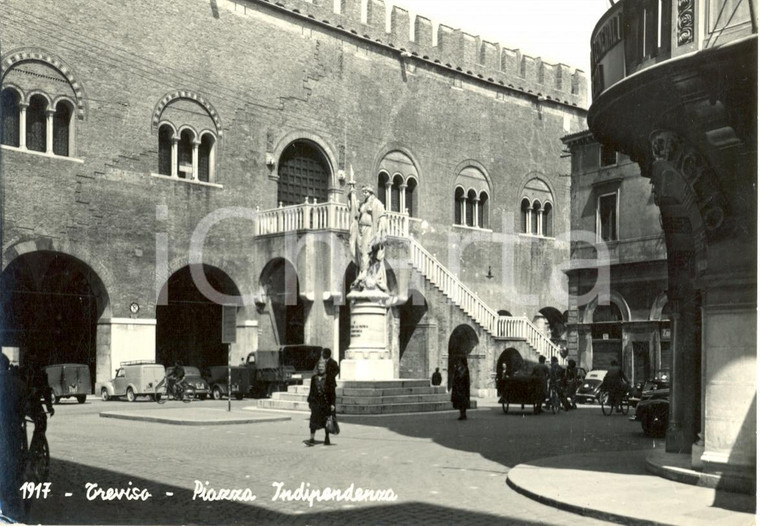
<box><xmin>24</xmin><ymin>398</ymin><xmax>657</xmax><ymax>525</ymax></box>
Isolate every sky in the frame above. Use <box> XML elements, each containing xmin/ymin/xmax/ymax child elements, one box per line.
<box><xmin>384</xmin><ymin>0</ymin><xmax>611</xmax><ymax>72</ymax></box>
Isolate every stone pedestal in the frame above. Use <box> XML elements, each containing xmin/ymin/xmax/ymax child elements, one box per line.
<box><xmin>341</xmin><ymin>289</ymin><xmax>394</xmax><ymax>381</ymax></box>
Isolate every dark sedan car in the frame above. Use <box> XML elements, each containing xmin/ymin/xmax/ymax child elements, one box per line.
<box><xmin>182</xmin><ymin>366</ymin><xmax>211</xmax><ymax>400</ymax></box>
<box><xmin>632</xmin><ymin>385</ymin><xmax>669</xmax><ymax>437</ymax></box>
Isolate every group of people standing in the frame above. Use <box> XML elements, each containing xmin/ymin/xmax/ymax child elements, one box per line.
<box><xmin>497</xmin><ymin>355</ymin><xmax>583</xmax><ymax>413</ymax></box>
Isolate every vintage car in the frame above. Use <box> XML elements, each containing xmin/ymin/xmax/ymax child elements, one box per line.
<box><xmin>101</xmin><ymin>362</ymin><xmax>165</xmax><ymax>402</ymax></box>
<box><xmin>632</xmin><ymin>388</ymin><xmax>669</xmax><ymax>437</ymax></box>
<box><xmin>203</xmin><ymin>365</ymin><xmax>251</xmax><ymax>400</ymax></box>
<box><xmin>575</xmin><ymin>369</ymin><xmax>607</xmax><ymax>404</ymax></box>
<box><xmin>45</xmin><ymin>363</ymin><xmax>91</xmax><ymax>404</ymax></box>
<box><xmin>630</xmin><ymin>370</ymin><xmax>670</xmax><ymax>407</ymax></box>
<box><xmin>181</xmin><ymin>366</ymin><xmax>210</xmax><ymax>400</ymax></box>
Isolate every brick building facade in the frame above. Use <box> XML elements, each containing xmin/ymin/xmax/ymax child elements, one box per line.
<box><xmin>0</xmin><ymin>0</ymin><xmax>587</xmax><ymax>394</ymax></box>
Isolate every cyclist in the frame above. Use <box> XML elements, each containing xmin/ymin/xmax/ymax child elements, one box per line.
<box><xmin>21</xmin><ymin>353</ymin><xmax>54</xmax><ymax>427</ymax></box>
<box><xmin>564</xmin><ymin>359</ymin><xmax>581</xmax><ymax>409</ymax></box>
<box><xmin>549</xmin><ymin>356</ymin><xmax>571</xmax><ymax>411</ymax></box>
<box><xmin>602</xmin><ymin>359</ymin><xmax>629</xmax><ymax>412</ymax></box>
<box><xmin>166</xmin><ymin>361</ymin><xmax>186</xmax><ymax>398</ymax></box>
<box><xmin>0</xmin><ymin>353</ymin><xmax>26</xmax><ymax>522</ymax></box>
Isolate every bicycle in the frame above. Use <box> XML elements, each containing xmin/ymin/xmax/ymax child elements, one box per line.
<box><xmin>600</xmin><ymin>388</ymin><xmax>630</xmax><ymax>416</ymax></box>
<box><xmin>154</xmin><ymin>376</ymin><xmax>196</xmax><ymax>404</ymax></box>
<box><xmin>23</xmin><ymin>412</ymin><xmax>50</xmax><ymax>483</ymax></box>
<box><xmin>547</xmin><ymin>385</ymin><xmax>562</xmax><ymax>414</ymax></box>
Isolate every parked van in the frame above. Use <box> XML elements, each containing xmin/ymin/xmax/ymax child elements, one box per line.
<box><xmin>101</xmin><ymin>361</ymin><xmax>165</xmax><ymax>402</ymax></box>
<box><xmin>45</xmin><ymin>363</ymin><xmax>91</xmax><ymax>404</ymax></box>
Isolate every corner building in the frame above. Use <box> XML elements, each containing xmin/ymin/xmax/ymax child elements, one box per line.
<box><xmin>562</xmin><ymin>131</ymin><xmax>670</xmax><ymax>385</ymax></box>
<box><xmin>588</xmin><ymin>0</ymin><xmax>756</xmax><ymax>491</ymax></box>
<box><xmin>0</xmin><ymin>0</ymin><xmax>587</xmax><ymax>396</ymax></box>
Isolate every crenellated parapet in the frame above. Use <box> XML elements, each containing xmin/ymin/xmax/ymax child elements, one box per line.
<box><xmin>236</xmin><ymin>0</ymin><xmax>588</xmax><ymax>107</ymax></box>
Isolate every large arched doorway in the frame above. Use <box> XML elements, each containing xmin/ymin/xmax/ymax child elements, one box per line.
<box><xmin>259</xmin><ymin>258</ymin><xmax>305</xmax><ymax>346</ymax></box>
<box><xmin>399</xmin><ymin>289</ymin><xmax>429</xmax><ymax>378</ymax></box>
<box><xmin>277</xmin><ymin>140</ymin><xmax>331</xmax><ymax>206</ymax></box>
<box><xmin>0</xmin><ymin>251</ymin><xmax>110</xmax><ymax>389</ymax></box>
<box><xmin>447</xmin><ymin>324</ymin><xmax>479</xmax><ymax>386</ymax></box>
<box><xmin>156</xmin><ymin>264</ymin><xmax>241</xmax><ymax>368</ymax></box>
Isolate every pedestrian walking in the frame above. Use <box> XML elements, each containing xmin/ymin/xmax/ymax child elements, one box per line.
<box><xmin>450</xmin><ymin>359</ymin><xmax>470</xmax><ymax>420</ymax></box>
<box><xmin>431</xmin><ymin>367</ymin><xmax>442</xmax><ymax>386</ymax></box>
<box><xmin>306</xmin><ymin>360</ymin><xmax>335</xmax><ymax>446</ymax></box>
<box><xmin>564</xmin><ymin>359</ymin><xmax>580</xmax><ymax>409</ymax></box>
<box><xmin>320</xmin><ymin>348</ymin><xmax>340</xmax><ymax>390</ymax></box>
<box><xmin>497</xmin><ymin>362</ymin><xmax>509</xmax><ymax>403</ymax></box>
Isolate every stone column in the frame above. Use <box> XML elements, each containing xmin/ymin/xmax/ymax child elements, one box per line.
<box><xmin>45</xmin><ymin>108</ymin><xmax>55</xmax><ymax>154</ymax></box>
<box><xmin>94</xmin><ymin>318</ymin><xmax>156</xmax><ymax>393</ymax></box>
<box><xmin>230</xmin><ymin>320</ymin><xmax>259</xmax><ymax>365</ymax></box>
<box><xmin>170</xmin><ymin>137</ymin><xmax>179</xmax><ymax>178</ymax></box>
<box><xmin>18</xmin><ymin>103</ymin><xmax>28</xmax><ymax>149</ymax></box>
<box><xmin>191</xmin><ymin>139</ymin><xmax>200</xmax><ymax>180</ymax></box>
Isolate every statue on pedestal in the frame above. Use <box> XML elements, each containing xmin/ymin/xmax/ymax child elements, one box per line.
<box><xmin>348</xmin><ymin>182</ymin><xmax>388</xmax><ymax>293</ymax></box>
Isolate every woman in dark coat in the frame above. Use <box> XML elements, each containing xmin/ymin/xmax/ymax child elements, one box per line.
<box><xmin>307</xmin><ymin>360</ymin><xmax>335</xmax><ymax>445</ymax></box>
<box><xmin>451</xmin><ymin>359</ymin><xmax>470</xmax><ymax>420</ymax></box>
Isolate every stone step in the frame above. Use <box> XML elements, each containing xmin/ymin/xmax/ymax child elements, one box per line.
<box><xmin>337</xmin><ymin>379</ymin><xmax>431</xmax><ymax>389</ymax></box>
<box><xmin>339</xmin><ymin>394</ymin><xmax>450</xmax><ymax>405</ymax></box>
<box><xmin>340</xmin><ymin>401</ymin><xmax>456</xmax><ymax>414</ymax></box>
<box><xmin>339</xmin><ymin>386</ymin><xmax>447</xmax><ymax>397</ymax></box>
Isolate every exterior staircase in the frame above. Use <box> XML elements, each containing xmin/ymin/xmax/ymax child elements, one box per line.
<box><xmin>407</xmin><ymin>237</ymin><xmax>563</xmax><ymax>363</ymax></box>
<box><xmin>252</xmin><ymin>201</ymin><xmax>563</xmax><ymax>362</ymax></box>
<box><xmin>256</xmin><ymin>379</ymin><xmax>477</xmax><ymax>414</ymax></box>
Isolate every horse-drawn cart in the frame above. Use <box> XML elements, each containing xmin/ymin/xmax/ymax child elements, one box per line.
<box><xmin>500</xmin><ymin>376</ymin><xmax>544</xmax><ymax>414</ymax></box>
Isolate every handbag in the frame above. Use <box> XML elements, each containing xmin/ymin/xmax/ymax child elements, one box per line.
<box><xmin>326</xmin><ymin>413</ymin><xmax>340</xmax><ymax>435</ymax></box>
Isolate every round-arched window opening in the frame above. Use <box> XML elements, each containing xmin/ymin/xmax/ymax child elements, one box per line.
<box><xmin>1</xmin><ymin>89</ymin><xmax>21</xmax><ymax>147</ymax></box>
<box><xmin>277</xmin><ymin>141</ymin><xmax>330</xmax><ymax>206</ymax></box>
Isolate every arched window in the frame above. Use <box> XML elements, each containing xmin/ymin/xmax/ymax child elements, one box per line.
<box><xmin>391</xmin><ymin>174</ymin><xmax>403</xmax><ymax>213</ymax></box>
<box><xmin>454</xmin><ymin>166</ymin><xmax>489</xmax><ymax>229</ymax></box>
<box><xmin>478</xmin><ymin>191</ymin><xmax>489</xmax><ymax>229</ymax></box>
<box><xmin>531</xmin><ymin>200</ymin><xmax>541</xmax><ymax>234</ymax></box>
<box><xmin>520</xmin><ymin>178</ymin><xmax>554</xmax><ymax>236</ymax></box>
<box><xmin>177</xmin><ymin>129</ymin><xmax>194</xmax><ymax>179</ymax></box>
<box><xmin>26</xmin><ymin>95</ymin><xmax>47</xmax><ymax>153</ymax></box>
<box><xmin>277</xmin><ymin>140</ymin><xmax>330</xmax><ymax>206</ymax></box>
<box><xmin>406</xmin><ymin>177</ymin><xmax>418</xmax><ymax>217</ymax></box>
<box><xmin>543</xmin><ymin>202</ymin><xmax>553</xmax><ymax>237</ymax></box>
<box><xmin>466</xmin><ymin>190</ymin><xmax>477</xmax><ymax>227</ymax></box>
<box><xmin>377</xmin><ymin>171</ymin><xmax>390</xmax><ymax>208</ymax></box>
<box><xmin>198</xmin><ymin>133</ymin><xmax>215</xmax><ymax>183</ymax></box>
<box><xmin>521</xmin><ymin>198</ymin><xmax>531</xmax><ymax>233</ymax></box>
<box><xmin>158</xmin><ymin>124</ymin><xmax>173</xmax><ymax>176</ymax></box>
<box><xmin>454</xmin><ymin>187</ymin><xmax>464</xmax><ymax>225</ymax></box>
<box><xmin>1</xmin><ymin>89</ymin><xmax>20</xmax><ymax>147</ymax></box>
<box><xmin>52</xmin><ymin>101</ymin><xmax>72</xmax><ymax>157</ymax></box>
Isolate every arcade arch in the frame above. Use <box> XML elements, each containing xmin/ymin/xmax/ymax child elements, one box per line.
<box><xmin>156</xmin><ymin>264</ymin><xmax>241</xmax><ymax>368</ymax></box>
<box><xmin>0</xmin><ymin>251</ymin><xmax>110</xmax><ymax>388</ymax></box>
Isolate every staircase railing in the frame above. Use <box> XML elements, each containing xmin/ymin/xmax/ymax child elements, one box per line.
<box><xmin>408</xmin><ymin>237</ymin><xmax>563</xmax><ymax>362</ymax></box>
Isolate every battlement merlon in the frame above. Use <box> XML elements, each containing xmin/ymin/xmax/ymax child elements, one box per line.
<box><xmin>226</xmin><ymin>0</ymin><xmax>588</xmax><ymax>107</ymax></box>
